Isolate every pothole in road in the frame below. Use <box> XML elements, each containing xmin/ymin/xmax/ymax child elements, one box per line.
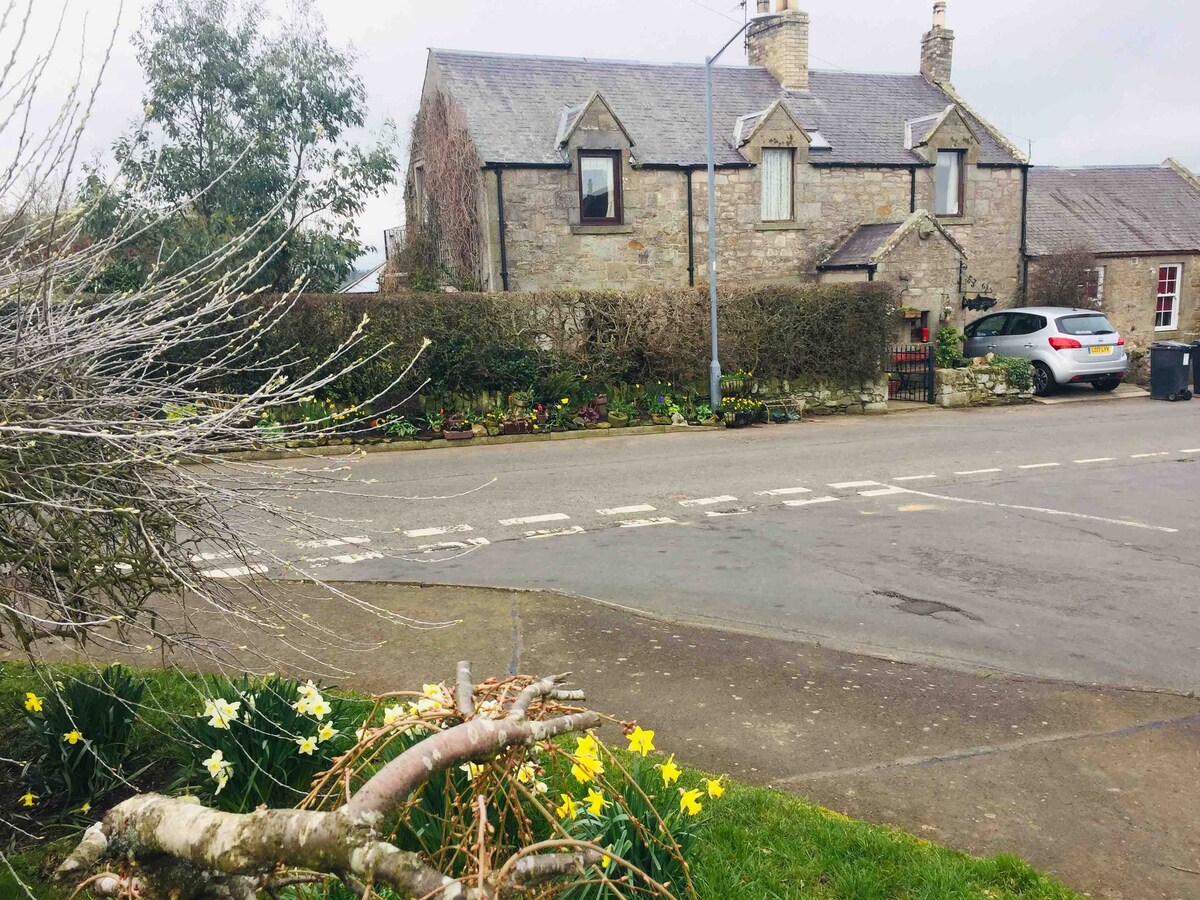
<box><xmin>874</xmin><ymin>590</ymin><xmax>983</xmax><ymax>622</ymax></box>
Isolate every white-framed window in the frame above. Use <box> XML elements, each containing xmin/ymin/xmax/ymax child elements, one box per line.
<box><xmin>1155</xmin><ymin>264</ymin><xmax>1182</xmax><ymax>330</ymax></box>
<box><xmin>760</xmin><ymin>147</ymin><xmax>795</xmax><ymax>222</ymax></box>
<box><xmin>934</xmin><ymin>149</ymin><xmax>964</xmax><ymax>216</ymax></box>
<box><xmin>1085</xmin><ymin>266</ymin><xmax>1105</xmax><ymax>305</ymax></box>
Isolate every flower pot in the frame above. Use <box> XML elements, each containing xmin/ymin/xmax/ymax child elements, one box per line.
<box><xmin>651</xmin><ymin>414</ymin><xmax>673</xmax><ymax>425</ymax></box>
<box><xmin>508</xmin><ymin>393</ymin><xmax>529</xmax><ymax>410</ymax></box>
<box><xmin>442</xmin><ymin>428</ymin><xmax>474</xmax><ymax>441</ymax></box>
<box><xmin>414</xmin><ymin>429</ymin><xmax>439</xmax><ymax>441</ymax></box>
<box><xmin>735</xmin><ymin>410</ymin><xmax>755</xmax><ymax>427</ymax></box>
<box><xmin>590</xmin><ymin>395</ymin><xmax>608</xmax><ymax>418</ymax></box>
<box><xmin>701</xmin><ymin>415</ymin><xmax>720</xmax><ymax>426</ymax></box>
<box><xmin>607</xmin><ymin>411</ymin><xmax>630</xmax><ymax>428</ymax></box>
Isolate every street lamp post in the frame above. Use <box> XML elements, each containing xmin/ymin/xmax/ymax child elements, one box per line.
<box><xmin>705</xmin><ymin>19</ymin><xmax>755</xmax><ymax>411</ymax></box>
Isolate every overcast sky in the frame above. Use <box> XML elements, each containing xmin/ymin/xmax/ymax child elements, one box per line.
<box><xmin>9</xmin><ymin>0</ymin><xmax>1200</xmax><ymax>268</ymax></box>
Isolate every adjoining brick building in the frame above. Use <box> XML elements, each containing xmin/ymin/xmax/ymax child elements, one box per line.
<box><xmin>406</xmin><ymin>0</ymin><xmax>1030</xmax><ymax>334</ymax></box>
<box><xmin>1026</xmin><ymin>161</ymin><xmax>1200</xmax><ymax>352</ymax></box>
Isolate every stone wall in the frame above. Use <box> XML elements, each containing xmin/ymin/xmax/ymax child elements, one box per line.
<box><xmin>935</xmin><ymin>365</ymin><xmax>1031</xmax><ymax>408</ymax></box>
<box><xmin>1026</xmin><ymin>253</ymin><xmax>1200</xmax><ymax>353</ymax></box>
<box><xmin>753</xmin><ymin>376</ymin><xmax>888</xmax><ymax>415</ymax></box>
<box><xmin>482</xmin><ymin>157</ymin><xmax>1024</xmax><ymax>307</ymax></box>
<box><xmin>875</xmin><ymin>223</ymin><xmax>963</xmax><ymax>341</ymax></box>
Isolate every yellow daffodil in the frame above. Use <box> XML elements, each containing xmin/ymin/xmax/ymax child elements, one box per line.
<box><xmin>555</xmin><ymin>793</ymin><xmax>579</xmax><ymax>821</ymax></box>
<box><xmin>80</xmin><ymin>801</ymin><xmax>91</xmax><ymax>814</ymax></box>
<box><xmin>23</xmin><ymin>692</ymin><xmax>43</xmax><ymax>713</ymax></box>
<box><xmin>657</xmin><ymin>754</ymin><xmax>682</xmax><ymax>786</ymax></box>
<box><xmin>62</xmin><ymin>730</ymin><xmax>83</xmax><ymax>745</ymax></box>
<box><xmin>382</xmin><ymin>704</ymin><xmax>404</xmax><ymax>726</ymax></box>
<box><xmin>679</xmin><ymin>788</ymin><xmax>703</xmax><ymax>816</ymax></box>
<box><xmin>459</xmin><ymin>761</ymin><xmax>484</xmax><ymax>781</ymax></box>
<box><xmin>626</xmin><ymin>726</ymin><xmax>655</xmax><ymax>757</ymax></box>
<box><xmin>584</xmin><ymin>788</ymin><xmax>608</xmax><ymax>816</ymax></box>
<box><xmin>19</xmin><ymin>791</ymin><xmax>37</xmax><ymax>807</ymax></box>
<box><xmin>560</xmin><ymin>397</ymin><xmax>569</xmax><ymax>405</ymax></box>
<box><xmin>571</xmin><ymin>753</ymin><xmax>604</xmax><ymax>784</ymax></box>
<box><xmin>517</xmin><ymin>763</ymin><xmax>537</xmax><ymax>784</ymax></box>
<box><xmin>705</xmin><ymin>776</ymin><xmax>726</xmax><ymax>799</ymax></box>
<box><xmin>296</xmin><ymin>736</ymin><xmax>318</xmax><ymax>755</ymax></box>
<box><xmin>575</xmin><ymin>733</ymin><xmax>599</xmax><ymax>759</ymax></box>
<box><xmin>308</xmin><ymin>698</ymin><xmax>332</xmax><ymax>720</ymax></box>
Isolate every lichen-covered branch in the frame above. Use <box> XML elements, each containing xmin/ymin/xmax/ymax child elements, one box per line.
<box><xmin>56</xmin><ymin>666</ymin><xmax>605</xmax><ymax>900</ymax></box>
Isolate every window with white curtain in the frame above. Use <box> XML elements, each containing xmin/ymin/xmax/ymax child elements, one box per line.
<box><xmin>935</xmin><ymin>150</ymin><xmax>963</xmax><ymax>216</ymax></box>
<box><xmin>760</xmin><ymin>147</ymin><xmax>794</xmax><ymax>222</ymax></box>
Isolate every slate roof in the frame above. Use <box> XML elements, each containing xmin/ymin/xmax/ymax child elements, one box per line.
<box><xmin>429</xmin><ymin>50</ymin><xmax>1021</xmax><ymax>168</ymax></box>
<box><xmin>1027</xmin><ymin>165</ymin><xmax>1200</xmax><ymax>257</ymax></box>
<box><xmin>820</xmin><ymin>222</ymin><xmax>903</xmax><ymax>268</ymax></box>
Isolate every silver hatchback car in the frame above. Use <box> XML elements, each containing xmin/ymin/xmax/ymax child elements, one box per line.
<box><xmin>963</xmin><ymin>307</ymin><xmax>1128</xmax><ymax>396</ymax></box>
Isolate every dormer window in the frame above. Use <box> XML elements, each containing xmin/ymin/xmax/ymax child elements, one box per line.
<box><xmin>579</xmin><ymin>151</ymin><xmax>622</xmax><ymax>224</ymax></box>
<box><xmin>935</xmin><ymin>149</ymin><xmax>964</xmax><ymax>216</ymax></box>
<box><xmin>760</xmin><ymin>147</ymin><xmax>795</xmax><ymax>222</ymax></box>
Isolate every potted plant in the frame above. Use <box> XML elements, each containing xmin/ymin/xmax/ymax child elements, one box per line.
<box><xmin>647</xmin><ymin>397</ymin><xmax>673</xmax><ymax>425</ymax></box>
<box><xmin>692</xmin><ymin>403</ymin><xmax>717</xmax><ymax>425</ymax></box>
<box><xmin>442</xmin><ymin>413</ymin><xmax>474</xmax><ymax>441</ymax></box>
<box><xmin>720</xmin><ymin>369</ymin><xmax>754</xmax><ymax>398</ymax></box>
<box><xmin>416</xmin><ymin>414</ymin><xmax>442</xmax><ymax>441</ymax></box>
<box><xmin>589</xmin><ymin>393</ymin><xmax>608</xmax><ymax>419</ymax></box>
<box><xmin>607</xmin><ymin>399</ymin><xmax>634</xmax><ymax>428</ymax></box>
<box><xmin>575</xmin><ymin>404</ymin><xmax>602</xmax><ymax>429</ymax></box>
<box><xmin>900</xmin><ymin>305</ymin><xmax>922</xmax><ymax>319</ymax></box>
<box><xmin>381</xmin><ymin>415</ymin><xmax>419</xmax><ymax>441</ymax></box>
<box><xmin>508</xmin><ymin>389</ymin><xmax>533</xmax><ymax>411</ymax></box>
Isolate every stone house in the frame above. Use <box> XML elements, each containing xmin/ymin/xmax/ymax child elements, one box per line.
<box><xmin>1026</xmin><ymin>160</ymin><xmax>1200</xmax><ymax>352</ymax></box>
<box><xmin>406</xmin><ymin>0</ymin><xmax>1029</xmax><ymax>338</ymax></box>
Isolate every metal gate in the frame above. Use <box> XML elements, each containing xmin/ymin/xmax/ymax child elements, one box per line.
<box><xmin>888</xmin><ymin>344</ymin><xmax>936</xmax><ymax>404</ymax></box>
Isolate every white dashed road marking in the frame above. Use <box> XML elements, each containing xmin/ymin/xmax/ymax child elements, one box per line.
<box><xmin>859</xmin><ymin>486</ymin><xmax>910</xmax><ymax>497</ymax></box>
<box><xmin>597</xmin><ymin>504</ymin><xmax>657</xmax><ymax>516</ymax></box>
<box><xmin>1018</xmin><ymin>463</ymin><xmax>1060</xmax><ymax>469</ymax></box>
<box><xmin>202</xmin><ymin>564</ymin><xmax>268</xmax><ymax>579</ymax></box>
<box><xmin>1130</xmin><ymin>452</ymin><xmax>1170</xmax><ymax>459</ymax></box>
<box><xmin>1074</xmin><ymin>457</ymin><xmax>1116</xmax><ymax>464</ymax></box>
<box><xmin>678</xmin><ymin>495</ymin><xmax>738</xmax><ymax>507</ymax></box>
<box><xmin>755</xmin><ymin>487</ymin><xmax>812</xmax><ymax>496</ymax></box>
<box><xmin>499</xmin><ymin>513</ymin><xmax>570</xmax><ymax>526</ymax></box>
<box><xmin>619</xmin><ymin>517</ymin><xmax>677</xmax><ymax>528</ymax></box>
<box><xmin>903</xmin><ymin>489</ymin><xmax>1179</xmax><ymax>534</ymax></box>
<box><xmin>403</xmin><ymin>524</ymin><xmax>473</xmax><ymax>538</ymax></box>
<box><xmin>297</xmin><ymin>536</ymin><xmax>370</xmax><ymax>549</ymax></box>
<box><xmin>415</xmin><ymin>538</ymin><xmax>490</xmax><ymax>553</ymax></box>
<box><xmin>955</xmin><ymin>468</ymin><xmax>1003</xmax><ymax>475</ymax></box>
<box><xmin>893</xmin><ymin>474</ymin><xmax>937</xmax><ymax>482</ymax></box>
<box><xmin>331</xmin><ymin>552</ymin><xmax>383</xmax><ymax>564</ymax></box>
<box><xmin>524</xmin><ymin>526</ymin><xmax>586</xmax><ymax>539</ymax></box>
<box><xmin>1182</xmin><ymin>448</ymin><xmax>1200</xmax><ymax>454</ymax></box>
<box><xmin>705</xmin><ymin>507</ymin><xmax>755</xmax><ymax>517</ymax></box>
<box><xmin>828</xmin><ymin>480</ymin><xmax>881</xmax><ymax>489</ymax></box>
<box><xmin>784</xmin><ymin>496</ymin><xmax>839</xmax><ymax>507</ymax></box>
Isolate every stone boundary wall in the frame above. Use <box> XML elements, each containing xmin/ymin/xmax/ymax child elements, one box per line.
<box><xmin>753</xmin><ymin>377</ymin><xmax>888</xmax><ymax>415</ymax></box>
<box><xmin>935</xmin><ymin>366</ymin><xmax>1031</xmax><ymax>408</ymax></box>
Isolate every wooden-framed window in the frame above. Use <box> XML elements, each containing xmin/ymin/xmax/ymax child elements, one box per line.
<box><xmin>760</xmin><ymin>147</ymin><xmax>795</xmax><ymax>222</ymax></box>
<box><xmin>1155</xmin><ymin>264</ymin><xmax>1182</xmax><ymax>330</ymax></box>
<box><xmin>934</xmin><ymin>149</ymin><xmax>965</xmax><ymax>217</ymax></box>
<box><xmin>578</xmin><ymin>150</ymin><xmax>623</xmax><ymax>225</ymax></box>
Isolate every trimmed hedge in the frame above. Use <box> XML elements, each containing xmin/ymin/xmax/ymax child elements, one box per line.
<box><xmin>229</xmin><ymin>284</ymin><xmax>895</xmax><ymax>405</ymax></box>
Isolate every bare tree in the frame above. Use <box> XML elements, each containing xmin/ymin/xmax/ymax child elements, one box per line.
<box><xmin>1027</xmin><ymin>244</ymin><xmax>1102</xmax><ymax>308</ymax></box>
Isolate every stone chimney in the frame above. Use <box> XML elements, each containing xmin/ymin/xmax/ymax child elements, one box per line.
<box><xmin>920</xmin><ymin>1</ymin><xmax>954</xmax><ymax>85</ymax></box>
<box><xmin>747</xmin><ymin>0</ymin><xmax>810</xmax><ymax>92</ymax></box>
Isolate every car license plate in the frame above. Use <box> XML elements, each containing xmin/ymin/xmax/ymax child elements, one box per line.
<box><xmin>1089</xmin><ymin>346</ymin><xmax>1112</xmax><ymax>355</ymax></box>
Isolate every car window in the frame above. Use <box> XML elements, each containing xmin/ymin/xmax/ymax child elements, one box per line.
<box><xmin>1057</xmin><ymin>314</ymin><xmax>1116</xmax><ymax>335</ymax></box>
<box><xmin>966</xmin><ymin>314</ymin><xmax>1008</xmax><ymax>338</ymax></box>
<box><xmin>1006</xmin><ymin>313</ymin><xmax>1047</xmax><ymax>336</ymax></box>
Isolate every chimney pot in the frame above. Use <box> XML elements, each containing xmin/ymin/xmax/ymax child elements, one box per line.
<box><xmin>757</xmin><ymin>0</ymin><xmax>769</xmax><ymax>12</ymax></box>
<box><xmin>933</xmin><ymin>1</ymin><xmax>947</xmax><ymax>28</ymax></box>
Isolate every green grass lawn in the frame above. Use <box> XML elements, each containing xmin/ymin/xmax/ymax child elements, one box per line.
<box><xmin>0</xmin><ymin>662</ymin><xmax>1079</xmax><ymax>899</ymax></box>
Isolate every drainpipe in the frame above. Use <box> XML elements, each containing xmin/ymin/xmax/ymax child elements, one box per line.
<box><xmin>494</xmin><ymin>165</ymin><xmax>510</xmax><ymax>292</ymax></box>
<box><xmin>909</xmin><ymin>166</ymin><xmax>917</xmax><ymax>213</ymax></box>
<box><xmin>1019</xmin><ymin>163</ymin><xmax>1030</xmax><ymax>298</ymax></box>
<box><xmin>685</xmin><ymin>168</ymin><xmax>695</xmax><ymax>287</ymax></box>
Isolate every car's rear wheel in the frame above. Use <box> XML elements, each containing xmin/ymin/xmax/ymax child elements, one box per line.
<box><xmin>1031</xmin><ymin>362</ymin><xmax>1054</xmax><ymax>396</ymax></box>
<box><xmin>1092</xmin><ymin>377</ymin><xmax>1122</xmax><ymax>392</ymax></box>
